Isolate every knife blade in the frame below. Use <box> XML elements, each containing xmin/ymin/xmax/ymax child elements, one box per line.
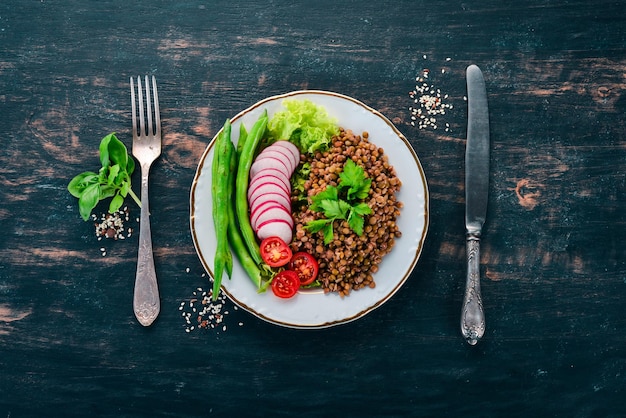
<box><xmin>461</xmin><ymin>64</ymin><xmax>490</xmax><ymax>345</ymax></box>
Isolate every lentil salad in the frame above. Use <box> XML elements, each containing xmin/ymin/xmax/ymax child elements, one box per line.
<box><xmin>290</xmin><ymin>128</ymin><xmax>403</xmax><ymax>297</ymax></box>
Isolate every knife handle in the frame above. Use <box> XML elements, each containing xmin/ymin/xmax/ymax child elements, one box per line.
<box><xmin>461</xmin><ymin>235</ymin><xmax>486</xmax><ymax>345</ymax></box>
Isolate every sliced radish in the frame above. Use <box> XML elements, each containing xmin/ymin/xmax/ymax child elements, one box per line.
<box><xmin>250</xmin><ymin>155</ymin><xmax>291</xmax><ymax>179</ymax></box>
<box><xmin>259</xmin><ymin>147</ymin><xmax>296</xmax><ymax>173</ymax></box>
<box><xmin>249</xmin><ymin>192</ymin><xmax>291</xmax><ymax>214</ymax></box>
<box><xmin>256</xmin><ymin>219</ymin><xmax>293</xmax><ymax>244</ymax></box>
<box><xmin>250</xmin><ymin>203</ymin><xmax>293</xmax><ymax>231</ymax></box>
<box><xmin>250</xmin><ymin>167</ymin><xmax>291</xmax><ymax>191</ymax></box>
<box><xmin>248</xmin><ymin>182</ymin><xmax>290</xmax><ymax>206</ymax></box>
<box><xmin>250</xmin><ymin>200</ymin><xmax>290</xmax><ymax>224</ymax></box>
<box><xmin>272</xmin><ymin>141</ymin><xmax>300</xmax><ymax>168</ymax></box>
<box><xmin>257</xmin><ymin>149</ymin><xmax>296</xmax><ymax>174</ymax></box>
<box><xmin>248</xmin><ymin>176</ymin><xmax>290</xmax><ymax>201</ymax></box>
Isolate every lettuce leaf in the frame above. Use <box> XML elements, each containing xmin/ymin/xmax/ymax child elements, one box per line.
<box><xmin>267</xmin><ymin>99</ymin><xmax>339</xmax><ymax>154</ymax></box>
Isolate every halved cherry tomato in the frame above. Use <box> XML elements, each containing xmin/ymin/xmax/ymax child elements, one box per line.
<box><xmin>260</xmin><ymin>236</ymin><xmax>292</xmax><ymax>268</ymax></box>
<box><xmin>289</xmin><ymin>252</ymin><xmax>319</xmax><ymax>286</ymax></box>
<box><xmin>271</xmin><ymin>270</ymin><xmax>300</xmax><ymax>298</ymax></box>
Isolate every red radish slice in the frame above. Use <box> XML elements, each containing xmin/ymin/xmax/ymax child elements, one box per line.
<box><xmin>250</xmin><ymin>155</ymin><xmax>291</xmax><ymax>179</ymax></box>
<box><xmin>250</xmin><ymin>167</ymin><xmax>291</xmax><ymax>191</ymax></box>
<box><xmin>252</xmin><ymin>206</ymin><xmax>293</xmax><ymax>231</ymax></box>
<box><xmin>257</xmin><ymin>149</ymin><xmax>296</xmax><ymax>174</ymax></box>
<box><xmin>249</xmin><ymin>172</ymin><xmax>291</xmax><ymax>194</ymax></box>
<box><xmin>250</xmin><ymin>203</ymin><xmax>293</xmax><ymax>231</ymax></box>
<box><xmin>256</xmin><ymin>219</ymin><xmax>293</xmax><ymax>244</ymax></box>
<box><xmin>249</xmin><ymin>192</ymin><xmax>291</xmax><ymax>214</ymax></box>
<box><xmin>272</xmin><ymin>141</ymin><xmax>300</xmax><ymax>168</ymax></box>
<box><xmin>260</xmin><ymin>147</ymin><xmax>296</xmax><ymax>173</ymax></box>
<box><xmin>250</xmin><ymin>200</ymin><xmax>290</xmax><ymax>224</ymax></box>
<box><xmin>248</xmin><ymin>183</ymin><xmax>290</xmax><ymax>206</ymax></box>
<box><xmin>248</xmin><ymin>176</ymin><xmax>290</xmax><ymax>201</ymax></box>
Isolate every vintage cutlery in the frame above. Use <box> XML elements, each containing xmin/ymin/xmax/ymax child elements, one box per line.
<box><xmin>130</xmin><ymin>75</ymin><xmax>162</xmax><ymax>326</ymax></box>
<box><xmin>461</xmin><ymin>65</ymin><xmax>490</xmax><ymax>345</ymax></box>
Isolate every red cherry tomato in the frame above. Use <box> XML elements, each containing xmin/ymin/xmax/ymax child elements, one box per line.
<box><xmin>260</xmin><ymin>236</ymin><xmax>293</xmax><ymax>268</ymax></box>
<box><xmin>289</xmin><ymin>252</ymin><xmax>319</xmax><ymax>286</ymax></box>
<box><xmin>271</xmin><ymin>270</ymin><xmax>300</xmax><ymax>298</ymax></box>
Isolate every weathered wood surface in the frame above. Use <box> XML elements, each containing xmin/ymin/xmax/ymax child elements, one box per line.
<box><xmin>1</xmin><ymin>1</ymin><xmax>625</xmax><ymax>416</ymax></box>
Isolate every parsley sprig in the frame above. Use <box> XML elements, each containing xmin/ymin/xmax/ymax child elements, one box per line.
<box><xmin>305</xmin><ymin>159</ymin><xmax>373</xmax><ymax>244</ymax></box>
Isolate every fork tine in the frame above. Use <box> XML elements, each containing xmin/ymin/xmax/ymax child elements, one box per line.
<box><xmin>151</xmin><ymin>76</ymin><xmax>161</xmax><ymax>137</ymax></box>
<box><xmin>130</xmin><ymin>77</ymin><xmax>137</xmax><ymax>138</ymax></box>
<box><xmin>144</xmin><ymin>75</ymin><xmax>153</xmax><ymax>136</ymax></box>
<box><xmin>137</xmin><ymin>76</ymin><xmax>146</xmax><ymax>137</ymax></box>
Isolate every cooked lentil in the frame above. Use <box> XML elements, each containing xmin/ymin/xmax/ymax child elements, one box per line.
<box><xmin>290</xmin><ymin>128</ymin><xmax>403</xmax><ymax>297</ymax></box>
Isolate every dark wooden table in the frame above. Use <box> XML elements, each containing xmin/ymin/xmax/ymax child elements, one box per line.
<box><xmin>1</xmin><ymin>1</ymin><xmax>625</xmax><ymax>416</ymax></box>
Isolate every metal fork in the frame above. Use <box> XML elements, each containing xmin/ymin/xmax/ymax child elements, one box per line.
<box><xmin>130</xmin><ymin>75</ymin><xmax>161</xmax><ymax>326</ymax></box>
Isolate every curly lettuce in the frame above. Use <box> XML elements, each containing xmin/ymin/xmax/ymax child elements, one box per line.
<box><xmin>267</xmin><ymin>99</ymin><xmax>339</xmax><ymax>154</ymax></box>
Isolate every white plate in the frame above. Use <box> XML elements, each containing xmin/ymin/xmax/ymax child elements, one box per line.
<box><xmin>190</xmin><ymin>90</ymin><xmax>429</xmax><ymax>328</ymax></box>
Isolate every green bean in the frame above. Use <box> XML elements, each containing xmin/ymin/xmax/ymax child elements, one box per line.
<box><xmin>235</xmin><ymin>110</ymin><xmax>268</xmax><ymax>265</ymax></box>
<box><xmin>224</xmin><ymin>139</ymin><xmax>266</xmax><ymax>289</ymax></box>
<box><xmin>211</xmin><ymin>119</ymin><xmax>234</xmax><ymax>300</ymax></box>
<box><xmin>236</xmin><ymin>122</ymin><xmax>248</xmax><ymax>157</ymax></box>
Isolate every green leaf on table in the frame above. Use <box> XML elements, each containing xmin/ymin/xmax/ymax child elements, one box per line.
<box><xmin>109</xmin><ymin>192</ymin><xmax>124</xmax><ymax>214</ymax></box>
<box><xmin>68</xmin><ymin>133</ymin><xmax>142</xmax><ymax>222</ymax></box>
<box><xmin>107</xmin><ymin>133</ymin><xmax>129</xmax><ymax>170</ymax></box>
<box><xmin>67</xmin><ymin>171</ymin><xmax>99</xmax><ymax>198</ymax></box>
<box><xmin>78</xmin><ymin>183</ymin><xmax>101</xmax><ymax>221</ymax></box>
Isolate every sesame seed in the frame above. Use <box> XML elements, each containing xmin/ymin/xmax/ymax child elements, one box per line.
<box><xmin>408</xmin><ymin>63</ymin><xmax>454</xmax><ymax>132</ymax></box>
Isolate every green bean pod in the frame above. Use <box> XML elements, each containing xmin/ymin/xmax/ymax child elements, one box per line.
<box><xmin>235</xmin><ymin>111</ymin><xmax>268</xmax><ymax>265</ymax></box>
<box><xmin>237</xmin><ymin>122</ymin><xmax>248</xmax><ymax>157</ymax></box>
<box><xmin>225</xmin><ymin>139</ymin><xmax>266</xmax><ymax>289</ymax></box>
<box><xmin>211</xmin><ymin>119</ymin><xmax>234</xmax><ymax>300</ymax></box>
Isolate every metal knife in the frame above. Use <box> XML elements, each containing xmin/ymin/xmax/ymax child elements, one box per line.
<box><xmin>461</xmin><ymin>64</ymin><xmax>490</xmax><ymax>345</ymax></box>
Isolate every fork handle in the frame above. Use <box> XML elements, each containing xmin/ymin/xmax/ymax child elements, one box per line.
<box><xmin>133</xmin><ymin>164</ymin><xmax>160</xmax><ymax>326</ymax></box>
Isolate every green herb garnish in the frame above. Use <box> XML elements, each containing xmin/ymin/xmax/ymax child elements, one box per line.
<box><xmin>68</xmin><ymin>133</ymin><xmax>141</xmax><ymax>221</ymax></box>
<box><xmin>304</xmin><ymin>159</ymin><xmax>373</xmax><ymax>244</ymax></box>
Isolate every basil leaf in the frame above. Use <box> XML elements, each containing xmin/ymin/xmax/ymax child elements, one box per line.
<box><xmin>68</xmin><ymin>132</ymin><xmax>141</xmax><ymax>222</ymax></box>
<box><xmin>67</xmin><ymin>171</ymin><xmax>98</xmax><ymax>198</ymax></box>
<box><xmin>119</xmin><ymin>180</ymin><xmax>130</xmax><ymax>197</ymax></box>
<box><xmin>99</xmin><ymin>185</ymin><xmax>116</xmax><ymax>199</ymax></box>
<box><xmin>109</xmin><ymin>192</ymin><xmax>124</xmax><ymax>214</ymax></box>
<box><xmin>99</xmin><ymin>133</ymin><xmax>112</xmax><ymax>167</ymax></box>
<box><xmin>107</xmin><ymin>134</ymin><xmax>129</xmax><ymax>170</ymax></box>
<box><xmin>127</xmin><ymin>154</ymin><xmax>135</xmax><ymax>175</ymax></box>
<box><xmin>78</xmin><ymin>183</ymin><xmax>100</xmax><ymax>221</ymax></box>
<box><xmin>107</xmin><ymin>164</ymin><xmax>121</xmax><ymax>185</ymax></box>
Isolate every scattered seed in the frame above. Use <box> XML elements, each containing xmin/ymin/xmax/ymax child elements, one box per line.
<box><xmin>408</xmin><ymin>65</ymin><xmax>454</xmax><ymax>131</ymax></box>
<box><xmin>93</xmin><ymin>207</ymin><xmax>135</xmax><ymax>252</ymax></box>
<box><xmin>179</xmin><ymin>273</ymin><xmax>242</xmax><ymax>333</ymax></box>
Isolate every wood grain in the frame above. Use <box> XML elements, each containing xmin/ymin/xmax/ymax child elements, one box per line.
<box><xmin>1</xmin><ymin>0</ymin><xmax>625</xmax><ymax>416</ymax></box>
